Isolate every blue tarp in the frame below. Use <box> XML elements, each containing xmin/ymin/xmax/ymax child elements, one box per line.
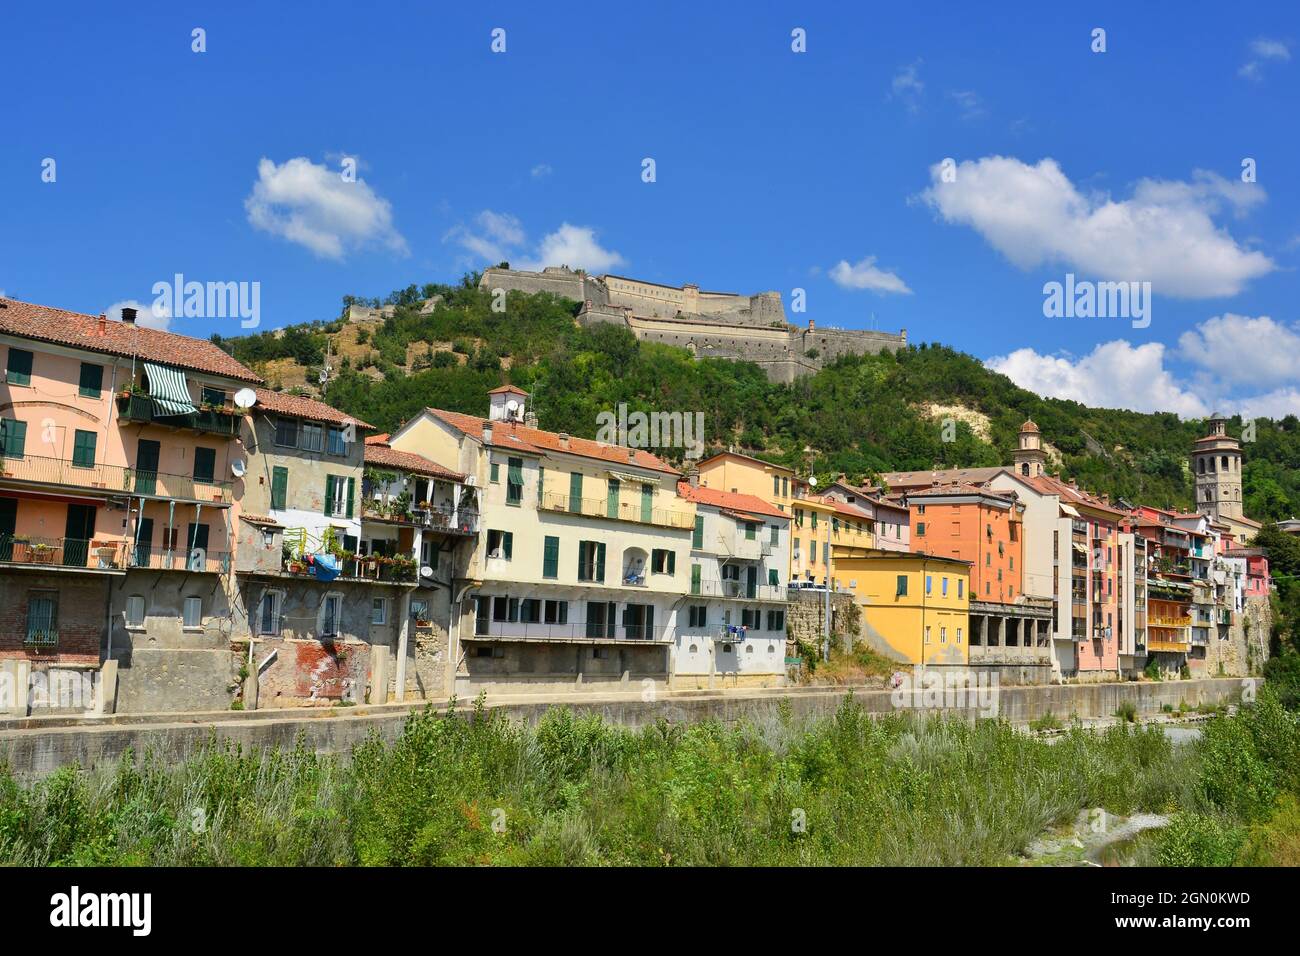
<box><xmin>311</xmin><ymin>553</ymin><xmax>341</xmax><ymax>581</ymax></box>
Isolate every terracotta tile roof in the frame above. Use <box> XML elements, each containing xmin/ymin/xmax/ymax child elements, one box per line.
<box><xmin>365</xmin><ymin>433</ymin><xmax>390</xmax><ymax>445</ymax></box>
<box><xmin>364</xmin><ymin>443</ymin><xmax>465</xmax><ymax>481</ymax></box>
<box><xmin>696</xmin><ymin>450</ymin><xmax>795</xmax><ymax>474</ymax></box>
<box><xmin>879</xmin><ymin>466</ymin><xmax>1008</xmax><ymax>489</ymax></box>
<box><xmin>487</xmin><ymin>384</ymin><xmax>529</xmax><ymax>395</ymax></box>
<box><xmin>239</xmin><ymin>513</ymin><xmax>284</xmax><ymax>527</ymax></box>
<box><xmin>816</xmin><ymin>495</ymin><xmax>875</xmax><ymax>520</ymax></box>
<box><xmin>253</xmin><ymin>388</ymin><xmax>373</xmax><ymax>430</ymax></box>
<box><xmin>904</xmin><ymin>483</ymin><xmax>1020</xmax><ymax>507</ymax></box>
<box><xmin>427</xmin><ymin>408</ymin><xmax>680</xmax><ymax>475</ymax></box>
<box><xmin>1019</xmin><ymin>474</ymin><xmax>1125</xmax><ymax>516</ymax></box>
<box><xmin>0</xmin><ymin>295</ymin><xmax>261</xmax><ymax>383</ymax></box>
<box><xmin>676</xmin><ymin>481</ymin><xmax>788</xmax><ymax>519</ymax></box>
<box><xmin>1020</xmin><ymin>419</ymin><xmax>1040</xmax><ymax>433</ymax></box>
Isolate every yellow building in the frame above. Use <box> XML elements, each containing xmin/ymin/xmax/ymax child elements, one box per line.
<box><xmin>831</xmin><ymin>550</ymin><xmax>971</xmax><ymax>665</ymax></box>
<box><xmin>695</xmin><ymin>452</ymin><xmax>871</xmax><ymax>582</ymax></box>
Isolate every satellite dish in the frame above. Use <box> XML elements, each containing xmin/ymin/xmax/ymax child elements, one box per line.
<box><xmin>420</xmin><ymin>566</ymin><xmax>434</xmax><ymax>579</ymax></box>
<box><xmin>231</xmin><ymin>459</ymin><xmax>247</xmax><ymax>478</ymax></box>
<box><xmin>233</xmin><ymin>388</ymin><xmax>257</xmax><ymax>409</ymax></box>
<box><xmin>808</xmin><ymin>476</ymin><xmax>819</xmax><ymax>488</ymax></box>
<box><xmin>506</xmin><ymin>399</ymin><xmax>519</xmax><ymax>411</ymax></box>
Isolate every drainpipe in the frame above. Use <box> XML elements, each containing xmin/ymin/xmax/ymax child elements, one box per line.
<box><xmin>395</xmin><ymin>589</ymin><xmax>411</xmax><ymax>702</ymax></box>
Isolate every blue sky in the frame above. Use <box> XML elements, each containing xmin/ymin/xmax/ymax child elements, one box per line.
<box><xmin>3</xmin><ymin>1</ymin><xmax>1298</xmax><ymax>418</ymax></box>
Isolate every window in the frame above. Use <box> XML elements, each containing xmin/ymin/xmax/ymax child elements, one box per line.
<box><xmin>537</xmin><ymin>465</ymin><xmax>545</xmax><ymax>504</ymax></box>
<box><xmin>741</xmin><ymin>607</ymin><xmax>760</xmax><ymax>629</ymax></box>
<box><xmin>475</xmin><ymin>646</ymin><xmax>505</xmax><ymax>659</ymax></box>
<box><xmin>606</xmin><ymin>478</ymin><xmax>621</xmax><ymax>517</ymax></box>
<box><xmin>896</xmin><ymin>575</ymin><xmax>908</xmax><ymax>597</ymax></box>
<box><xmin>371</xmin><ymin>597</ymin><xmax>388</xmax><ymax>625</ymax></box>
<box><xmin>770</xmin><ymin>524</ymin><xmax>779</xmax><ymax>546</ymax></box>
<box><xmin>942</xmin><ymin>577</ymin><xmax>948</xmax><ymax>596</ymax></box>
<box><xmin>26</xmin><ymin>592</ymin><xmax>57</xmax><ymax>646</ymax></box>
<box><xmin>624</xmin><ymin>603</ymin><xmax>655</xmax><ymax>639</ymax></box>
<box><xmin>72</xmin><ymin>429</ymin><xmax>97</xmax><ymax>468</ymax></box>
<box><xmin>126</xmin><ymin>594</ymin><xmax>146</xmax><ymax>627</ymax></box>
<box><xmin>487</xmin><ymin>529</ymin><xmax>513</xmax><ymax>560</ymax></box>
<box><xmin>916</xmin><ymin>522</ymin><xmax>926</xmax><ymax>536</ymax></box>
<box><xmin>489</xmin><ymin>461</ymin><xmax>500</xmax><ymax>483</ymax></box>
<box><xmin>193</xmin><ymin>446</ymin><xmax>216</xmax><ymax>482</ymax></box>
<box><xmin>693</xmin><ymin>515</ymin><xmax>704</xmax><ymax>549</ymax></box>
<box><xmin>258</xmin><ymin>590</ymin><xmax>283</xmax><ymax>636</ymax></box>
<box><xmin>811</xmin><ymin>512</ymin><xmax>818</xmax><ymax>530</ymax></box>
<box><xmin>544</xmin><ymin>600</ymin><xmax>568</xmax><ymax>624</ymax></box>
<box><xmin>651</xmin><ymin>549</ymin><xmax>675</xmax><ymax>574</ymax></box>
<box><xmin>0</xmin><ymin>419</ymin><xmax>26</xmax><ymax>458</ymax></box>
<box><xmin>323</xmin><ymin>475</ymin><xmax>353</xmax><ymax>517</ymax></box>
<box><xmin>520</xmin><ymin>598</ymin><xmax>542</xmax><ymax>624</ymax></box>
<box><xmin>327</xmin><ymin>426</ymin><xmax>347</xmax><ymax>456</ymax></box>
<box><xmin>924</xmin><ymin>626</ymin><xmax>932</xmax><ymax>644</ymax></box>
<box><xmin>183</xmin><ymin>596</ymin><xmax>202</xmax><ymax>629</ymax></box>
<box><xmin>301</xmin><ymin>423</ymin><xmax>324</xmax><ymax>453</ymax></box>
<box><xmin>925</xmin><ymin>575</ymin><xmax>932</xmax><ymax>595</ymax></box>
<box><xmin>688</xmin><ymin>605</ymin><xmax>707</xmax><ymax>628</ymax></box>
<box><xmin>768</xmin><ymin>568</ymin><xmax>779</xmax><ymax>586</ymax></box>
<box><xmin>320</xmin><ymin>593</ymin><xmax>342</xmax><ymax>637</ymax></box>
<box><xmin>578</xmin><ymin>540</ymin><xmax>605</xmax><ymax>582</ymax></box>
<box><xmin>958</xmin><ymin>580</ymin><xmax>964</xmax><ymax>599</ymax></box>
<box><xmin>916</xmin><ymin>504</ymin><xmax>926</xmax><ymax>515</ymax></box>
<box><xmin>956</xmin><ymin>627</ymin><xmax>963</xmax><ymax>644</ymax></box>
<box><xmin>745</xmin><ymin>521</ymin><xmax>757</xmax><ymax>541</ymax></box>
<box><xmin>5</xmin><ymin>348</ymin><xmax>33</xmax><ymax>386</ymax></box>
<box><xmin>767</xmin><ymin>609</ymin><xmax>785</xmax><ymax>631</ymax></box>
<box><xmin>274</xmin><ymin>417</ymin><xmax>298</xmax><ymax>447</ymax></box>
<box><xmin>585</xmin><ymin>601</ymin><xmax>617</xmax><ymax>638</ymax></box>
<box><xmin>271</xmin><ymin>466</ymin><xmax>288</xmax><ymax>510</ymax></box>
<box><xmin>79</xmin><ymin>362</ymin><xmax>103</xmax><ymax>398</ymax></box>
<box><xmin>773</xmin><ymin>476</ymin><xmax>780</xmax><ymax>496</ymax></box>
<box><xmin>506</xmin><ymin>457</ymin><xmax>523</xmax><ymax>505</ymax></box>
<box><xmin>941</xmin><ymin>626</ymin><xmax>948</xmax><ymax>643</ymax></box>
<box><xmin>641</xmin><ymin>484</ymin><xmax>653</xmax><ymax>522</ymax></box>
<box><xmin>542</xmin><ymin>535</ymin><xmax>559</xmax><ymax>578</ymax></box>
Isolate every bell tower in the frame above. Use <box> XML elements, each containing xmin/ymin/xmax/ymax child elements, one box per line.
<box><xmin>1014</xmin><ymin>419</ymin><xmax>1046</xmax><ymax>479</ymax></box>
<box><xmin>1192</xmin><ymin>414</ymin><xmax>1243</xmax><ymax>521</ymax></box>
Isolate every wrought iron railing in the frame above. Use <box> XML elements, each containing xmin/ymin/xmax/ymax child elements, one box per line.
<box><xmin>116</xmin><ymin>393</ymin><xmax>241</xmax><ymax>437</ymax></box>
<box><xmin>539</xmin><ymin>491</ymin><xmax>694</xmax><ymax>530</ymax></box>
<box><xmin>0</xmin><ymin>452</ymin><xmax>232</xmax><ymax>503</ymax></box>
<box><xmin>0</xmin><ymin>534</ymin><xmax>127</xmax><ymax>570</ymax></box>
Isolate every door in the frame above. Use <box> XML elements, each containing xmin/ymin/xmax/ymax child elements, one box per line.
<box><xmin>63</xmin><ymin>503</ymin><xmax>96</xmax><ymax>567</ymax></box>
<box><xmin>135</xmin><ymin>439</ymin><xmax>160</xmax><ymax>495</ymax></box>
<box><xmin>186</xmin><ymin>522</ymin><xmax>210</xmax><ymax>569</ymax></box>
<box><xmin>134</xmin><ymin>517</ymin><xmax>154</xmax><ymax>568</ymax></box>
<box><xmin>0</xmin><ymin>497</ymin><xmax>15</xmax><ymax>561</ymax></box>
<box><xmin>745</xmin><ymin>565</ymin><xmax>758</xmax><ymax>599</ymax></box>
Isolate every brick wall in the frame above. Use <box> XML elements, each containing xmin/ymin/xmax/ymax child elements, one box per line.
<box><xmin>0</xmin><ymin>573</ymin><xmax>106</xmax><ymax>665</ymax></box>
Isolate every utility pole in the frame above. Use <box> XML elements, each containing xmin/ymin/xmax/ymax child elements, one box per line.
<box><xmin>823</xmin><ymin>507</ymin><xmax>832</xmax><ymax>663</ymax></box>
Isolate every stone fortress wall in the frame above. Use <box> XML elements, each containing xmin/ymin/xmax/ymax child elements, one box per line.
<box><xmin>479</xmin><ymin>266</ymin><xmax>907</xmax><ymax>384</ymax></box>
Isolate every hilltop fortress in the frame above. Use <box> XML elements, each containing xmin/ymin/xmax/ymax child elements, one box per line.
<box><xmin>479</xmin><ymin>266</ymin><xmax>908</xmax><ymax>383</ymax></box>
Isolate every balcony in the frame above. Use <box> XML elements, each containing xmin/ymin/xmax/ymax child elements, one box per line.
<box><xmin>539</xmin><ymin>491</ymin><xmax>693</xmax><ymax>530</ymax></box>
<box><xmin>0</xmin><ymin>534</ymin><xmax>127</xmax><ymax>573</ymax></box>
<box><xmin>1148</xmin><ymin>638</ymin><xmax>1191</xmax><ymax>653</ymax></box>
<box><xmin>0</xmin><ymin>453</ymin><xmax>232</xmax><ymax>504</ymax></box>
<box><xmin>469</xmin><ymin>621</ymin><xmax>672</xmax><ymax>643</ymax></box>
<box><xmin>692</xmin><ymin>579</ymin><xmax>786</xmax><ymax>602</ymax></box>
<box><xmin>129</xmin><ymin>548</ymin><xmax>230</xmax><ymax>574</ymax></box>
<box><xmin>361</xmin><ymin>500</ymin><xmax>479</xmax><ymax>535</ymax></box>
<box><xmin>1149</xmin><ymin>614</ymin><xmax>1192</xmax><ymax>628</ymax></box>
<box><xmin>116</xmin><ymin>393</ymin><xmax>241</xmax><ymax>437</ymax></box>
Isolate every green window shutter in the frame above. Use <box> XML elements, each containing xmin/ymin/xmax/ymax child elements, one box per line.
<box><xmin>769</xmin><ymin>568</ymin><xmax>779</xmax><ymax>586</ymax></box>
<box><xmin>691</xmin><ymin>564</ymin><xmax>701</xmax><ymax>595</ymax></box>
<box><xmin>507</xmin><ymin>457</ymin><xmax>523</xmax><ymax>504</ymax></box>
<box><xmin>193</xmin><ymin>447</ymin><xmax>215</xmax><ymax>482</ymax></box>
<box><xmin>693</xmin><ymin>515</ymin><xmax>704</xmax><ymax>548</ymax></box>
<box><xmin>641</xmin><ymin>484</ymin><xmax>653</xmax><ymax>522</ymax></box>
<box><xmin>346</xmin><ymin>477</ymin><xmax>356</xmax><ymax>518</ymax></box>
<box><xmin>606</xmin><ymin>478</ymin><xmax>620</xmax><ymax>518</ymax></box>
<box><xmin>595</xmin><ymin>542</ymin><xmax>605</xmax><ymax>582</ymax></box>
<box><xmin>811</xmin><ymin>512</ymin><xmax>818</xmax><ymax>530</ymax></box>
<box><xmin>324</xmin><ymin>475</ymin><xmax>335</xmax><ymax>516</ymax></box>
<box><xmin>6</xmin><ymin>349</ymin><xmax>33</xmax><ymax>386</ymax></box>
<box><xmin>537</xmin><ymin>465</ymin><xmax>545</xmax><ymax>505</ymax></box>
<box><xmin>896</xmin><ymin>574</ymin><xmax>908</xmax><ymax>597</ymax></box>
<box><xmin>667</xmin><ymin>551</ymin><xmax>675</xmax><ymax>574</ymax></box>
<box><xmin>271</xmin><ymin>466</ymin><xmax>288</xmax><ymax>510</ymax></box>
<box><xmin>569</xmin><ymin>472</ymin><xmax>583</xmax><ymax>512</ymax></box>
<box><xmin>78</xmin><ymin>362</ymin><xmax>103</xmax><ymax>398</ymax></box>
<box><xmin>2</xmin><ymin>419</ymin><xmax>27</xmax><ymax>458</ymax></box>
<box><xmin>577</xmin><ymin>542</ymin><xmax>585</xmax><ymax>579</ymax></box>
<box><xmin>503</xmin><ymin>530</ymin><xmax>513</xmax><ymax>560</ymax></box>
<box><xmin>646</xmin><ymin>605</ymin><xmax>654</xmax><ymax>638</ymax></box>
<box><xmin>543</xmin><ymin>535</ymin><xmax>559</xmax><ymax>578</ymax></box>
<box><xmin>745</xmin><ymin>521</ymin><xmax>756</xmax><ymax>540</ymax></box>
<box><xmin>72</xmin><ymin>429</ymin><xmax>97</xmax><ymax>467</ymax></box>
<box><xmin>490</xmin><ymin>461</ymin><xmax>499</xmax><ymax>483</ymax></box>
<box><xmin>770</xmin><ymin>524</ymin><xmax>779</xmax><ymax>546</ymax></box>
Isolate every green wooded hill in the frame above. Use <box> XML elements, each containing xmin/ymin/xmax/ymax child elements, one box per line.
<box><xmin>210</xmin><ymin>275</ymin><xmax>1300</xmax><ymax>525</ymax></box>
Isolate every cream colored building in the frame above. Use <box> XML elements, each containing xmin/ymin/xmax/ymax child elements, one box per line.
<box><xmin>388</xmin><ymin>386</ymin><xmax>694</xmax><ymax>696</ymax></box>
<box><xmin>674</xmin><ymin>481</ymin><xmax>791</xmax><ymax>688</ymax></box>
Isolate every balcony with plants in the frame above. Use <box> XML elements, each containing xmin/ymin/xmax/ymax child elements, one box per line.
<box><xmin>115</xmin><ymin>384</ymin><xmax>241</xmax><ymax>437</ymax></box>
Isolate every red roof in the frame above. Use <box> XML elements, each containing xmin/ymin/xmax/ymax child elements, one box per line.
<box><xmin>253</xmin><ymin>388</ymin><xmax>374</xmax><ymax>429</ymax></box>
<box><xmin>487</xmin><ymin>384</ymin><xmax>529</xmax><ymax>395</ymax></box>
<box><xmin>364</xmin><ymin>443</ymin><xmax>465</xmax><ymax>481</ymax></box>
<box><xmin>239</xmin><ymin>513</ymin><xmax>284</xmax><ymax>527</ymax></box>
<box><xmin>426</xmin><ymin>409</ymin><xmax>680</xmax><ymax>475</ymax></box>
<box><xmin>676</xmin><ymin>481</ymin><xmax>788</xmax><ymax>520</ymax></box>
<box><xmin>365</xmin><ymin>433</ymin><xmax>390</xmax><ymax>446</ymax></box>
<box><xmin>1016</xmin><ymin>474</ymin><xmax>1125</xmax><ymax>516</ymax></box>
<box><xmin>0</xmin><ymin>295</ymin><xmax>261</xmax><ymax>383</ymax></box>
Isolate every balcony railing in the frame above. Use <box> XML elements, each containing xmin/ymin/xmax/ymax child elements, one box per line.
<box><xmin>129</xmin><ymin>548</ymin><xmax>230</xmax><ymax>574</ymax></box>
<box><xmin>0</xmin><ymin>534</ymin><xmax>127</xmax><ymax>571</ymax></box>
<box><xmin>1149</xmin><ymin>615</ymin><xmax>1192</xmax><ymax>628</ymax></box>
<box><xmin>361</xmin><ymin>501</ymin><xmax>479</xmax><ymax>534</ymax></box>
<box><xmin>469</xmin><ymin>621</ymin><xmax>672</xmax><ymax>642</ymax></box>
<box><xmin>1148</xmin><ymin>638</ymin><xmax>1191</xmax><ymax>653</ymax></box>
<box><xmin>539</xmin><ymin>491</ymin><xmax>694</xmax><ymax>530</ymax></box>
<box><xmin>116</xmin><ymin>393</ymin><xmax>241</xmax><ymax>437</ymax></box>
<box><xmin>281</xmin><ymin>529</ymin><xmax>417</xmax><ymax>582</ymax></box>
<box><xmin>692</xmin><ymin>579</ymin><xmax>786</xmax><ymax>601</ymax></box>
<box><xmin>0</xmin><ymin>453</ymin><xmax>232</xmax><ymax>503</ymax></box>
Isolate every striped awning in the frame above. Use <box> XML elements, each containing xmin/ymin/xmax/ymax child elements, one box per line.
<box><xmin>143</xmin><ymin>362</ymin><xmax>197</xmax><ymax>416</ymax></box>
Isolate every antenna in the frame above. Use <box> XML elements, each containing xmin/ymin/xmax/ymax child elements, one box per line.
<box><xmin>233</xmin><ymin>387</ymin><xmax>257</xmax><ymax>409</ymax></box>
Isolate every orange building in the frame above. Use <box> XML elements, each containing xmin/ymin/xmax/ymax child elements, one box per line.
<box><xmin>905</xmin><ymin>483</ymin><xmax>1024</xmax><ymax>604</ymax></box>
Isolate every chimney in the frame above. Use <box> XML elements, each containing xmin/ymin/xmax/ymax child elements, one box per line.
<box><xmin>482</xmin><ymin>422</ymin><xmax>493</xmax><ymax>445</ymax></box>
<box><xmin>98</xmin><ymin>312</ymin><xmax>107</xmax><ymax>335</ymax></box>
<box><xmin>121</xmin><ymin>307</ymin><xmax>137</xmax><ymax>324</ymax></box>
<box><xmin>627</xmin><ymin>447</ymin><xmax>636</xmax><ymax>462</ymax></box>
<box><xmin>558</xmin><ymin>433</ymin><xmax>570</xmax><ymax>449</ymax></box>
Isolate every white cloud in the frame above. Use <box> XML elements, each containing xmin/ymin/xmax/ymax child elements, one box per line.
<box><xmin>245</xmin><ymin>157</ymin><xmax>407</xmax><ymax>260</ymax></box>
<box><xmin>106</xmin><ymin>299</ymin><xmax>172</xmax><ymax>331</ymax></box>
<box><xmin>890</xmin><ymin>60</ymin><xmax>924</xmax><ymax>112</ymax></box>
<box><xmin>531</xmin><ymin>163</ymin><xmax>553</xmax><ymax>179</ymax></box>
<box><xmin>1240</xmin><ymin>37</ymin><xmax>1290</xmax><ymax>81</ymax></box>
<box><xmin>447</xmin><ymin>213</ymin><xmax>627</xmax><ymax>273</ymax></box>
<box><xmin>828</xmin><ymin>255</ymin><xmax>912</xmax><ymax>294</ymax></box>
<box><xmin>1236</xmin><ymin>388</ymin><xmax>1300</xmax><ymax>420</ymax></box>
<box><xmin>1178</xmin><ymin>313</ymin><xmax>1300</xmax><ymax>388</ymax></box>
<box><xmin>921</xmin><ymin>156</ymin><xmax>1274</xmax><ymax>298</ymax></box>
<box><xmin>948</xmin><ymin>90</ymin><xmax>986</xmax><ymax>120</ymax></box>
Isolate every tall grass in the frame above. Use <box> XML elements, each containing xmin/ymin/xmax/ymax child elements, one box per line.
<box><xmin>1</xmin><ymin>693</ymin><xmax>1290</xmax><ymax>866</ymax></box>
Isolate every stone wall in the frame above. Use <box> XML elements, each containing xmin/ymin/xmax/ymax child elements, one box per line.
<box><xmin>787</xmin><ymin>591</ymin><xmax>861</xmax><ymax>652</ymax></box>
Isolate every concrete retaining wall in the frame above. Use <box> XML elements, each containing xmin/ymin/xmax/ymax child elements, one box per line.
<box><xmin>0</xmin><ymin>677</ymin><xmax>1251</xmax><ymax>778</ymax></box>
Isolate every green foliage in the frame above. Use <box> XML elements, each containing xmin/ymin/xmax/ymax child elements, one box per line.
<box><xmin>1154</xmin><ymin>813</ymin><xmax>1245</xmax><ymax>866</ymax></box>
